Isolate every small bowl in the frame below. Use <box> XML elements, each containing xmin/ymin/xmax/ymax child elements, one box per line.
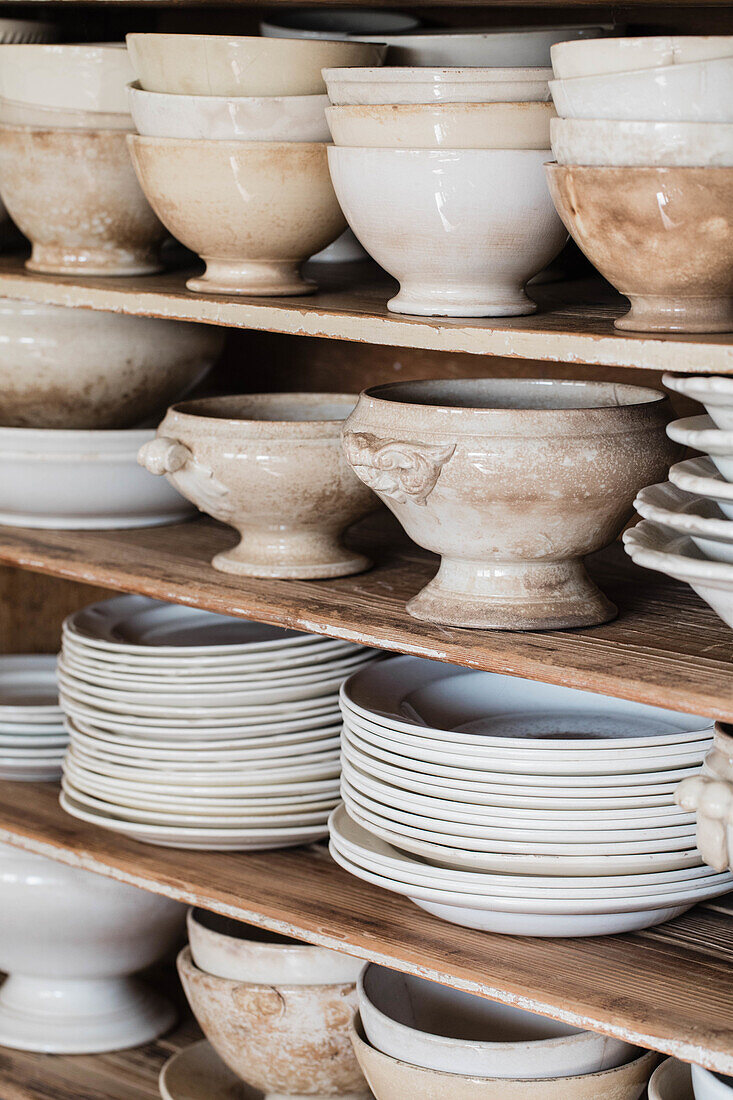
<box><xmin>377</xmin><ymin>26</ymin><xmax>605</xmax><ymax>68</ymax></box>
<box><xmin>552</xmin><ymin>35</ymin><xmax>733</xmax><ymax>80</ymax></box>
<box><xmin>327</xmin><ymin>102</ymin><xmax>555</xmax><ymax>148</ymax></box>
<box><xmin>260</xmin><ymin>7</ymin><xmax>420</xmax><ymax>40</ymax></box>
<box><xmin>551</xmin><ymin>118</ymin><xmax>733</xmax><ymax>167</ymax></box>
<box><xmin>0</xmin><ymin>126</ymin><xmax>165</xmax><ymax>276</ymax></box>
<box><xmin>634</xmin><ymin>481</ymin><xmax>733</xmax><ymax>565</ymax></box>
<box><xmin>667</xmin><ymin>415</ymin><xmax>733</xmax><ymax>480</ymax></box>
<box><xmin>127</xmin><ymin>33</ymin><xmax>384</xmax><ymax>97</ymax></box>
<box><xmin>664</xmin><ymin>374</ymin><xmax>733</xmax><ymax>430</ymax></box>
<box><xmin>545</xmin><ymin>164</ymin><xmax>733</xmax><ymax>333</ymax></box>
<box><xmin>323</xmin><ymin>66</ymin><xmax>552</xmax><ymax>106</ymax></box>
<box><xmin>138</xmin><ymin>393</ymin><xmax>377</xmax><ymax>578</ymax></box>
<box><xmin>128</xmin><ymin>82</ymin><xmax>330</xmax><ymax>141</ymax></box>
<box><xmin>649</xmin><ymin>1057</ymin><xmax>693</xmax><ymax>1100</ymax></box>
<box><xmin>692</xmin><ymin>1064</ymin><xmax>733</xmax><ymax>1100</ymax></box>
<box><xmin>128</xmin><ymin>136</ymin><xmax>346</xmax><ymax>296</ymax></box>
<box><xmin>327</xmin><ymin>147</ymin><xmax>566</xmax><ymax>317</ymax></box>
<box><xmin>0</xmin><ymin>44</ymin><xmax>134</xmax><ymax>113</ymax></box>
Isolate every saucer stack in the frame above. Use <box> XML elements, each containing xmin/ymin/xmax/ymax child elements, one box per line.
<box><xmin>625</xmin><ymin>374</ymin><xmax>733</xmax><ymax>631</ymax></box>
<box><xmin>0</xmin><ymin>655</ymin><xmax>65</xmax><ymax>781</ymax></box>
<box><xmin>58</xmin><ymin>595</ymin><xmax>379</xmax><ymax>850</ymax></box>
<box><xmin>330</xmin><ymin>655</ymin><xmax>733</xmax><ymax>937</ymax></box>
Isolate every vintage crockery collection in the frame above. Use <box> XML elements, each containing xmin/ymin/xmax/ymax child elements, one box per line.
<box><xmin>0</xmin><ymin>655</ymin><xmax>65</xmax><ymax>781</ymax></box>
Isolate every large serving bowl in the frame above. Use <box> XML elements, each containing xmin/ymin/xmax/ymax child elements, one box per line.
<box><xmin>127</xmin><ymin>33</ymin><xmax>384</xmax><ymax>97</ymax></box>
<box><xmin>0</xmin><ymin>44</ymin><xmax>134</xmax><ymax>114</ymax></box>
<box><xmin>546</xmin><ymin>165</ymin><xmax>733</xmax><ymax>333</ymax></box>
<box><xmin>327</xmin><ymin>102</ymin><xmax>555</xmax><ymax>148</ymax></box>
<box><xmin>261</xmin><ymin>7</ymin><xmax>419</xmax><ymax>39</ymax></box>
<box><xmin>0</xmin><ymin>298</ymin><xmax>223</xmax><ymax>429</ymax></box>
<box><xmin>551</xmin><ymin>34</ymin><xmax>733</xmax><ymax>79</ymax></box>
<box><xmin>375</xmin><ymin>26</ymin><xmax>605</xmax><ymax>68</ymax></box>
<box><xmin>138</xmin><ymin>394</ymin><xmax>377</xmax><ymax>577</ymax></box>
<box><xmin>342</xmin><ymin>378</ymin><xmax>675</xmax><ymax>629</ymax></box>
<box><xmin>0</xmin><ymin>426</ymin><xmax>192</xmax><ymax>529</ymax></box>
<box><xmin>324</xmin><ymin>66</ymin><xmax>552</xmax><ymax>105</ymax></box>
<box><xmin>128</xmin><ymin>136</ymin><xmax>346</xmax><ymax>295</ymax></box>
<box><xmin>328</xmin><ymin>147</ymin><xmax>566</xmax><ymax>317</ymax></box>
<box><xmin>0</xmin><ymin>126</ymin><xmax>165</xmax><ymax>276</ymax></box>
<box><xmin>0</xmin><ymin>841</ymin><xmax>184</xmax><ymax>1052</ymax></box>
<box><xmin>551</xmin><ymin>119</ymin><xmax>733</xmax><ymax>167</ymax></box>
<box><xmin>178</xmin><ymin>945</ymin><xmax>370</xmax><ymax>1098</ymax></box>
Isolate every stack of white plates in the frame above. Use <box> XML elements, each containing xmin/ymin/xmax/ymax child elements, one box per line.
<box><xmin>0</xmin><ymin>655</ymin><xmax>65</xmax><ymax>781</ymax></box>
<box><xmin>330</xmin><ymin>655</ymin><xmax>733</xmax><ymax>936</ymax></box>
<box><xmin>58</xmin><ymin>595</ymin><xmax>379</xmax><ymax>849</ymax></box>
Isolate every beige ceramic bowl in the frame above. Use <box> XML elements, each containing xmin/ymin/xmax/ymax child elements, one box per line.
<box><xmin>128</xmin><ymin>136</ymin><xmax>346</xmax><ymax>296</ymax></box>
<box><xmin>350</xmin><ymin>1015</ymin><xmax>658</xmax><ymax>1100</ymax></box>
<box><xmin>0</xmin><ymin>43</ymin><xmax>134</xmax><ymax>114</ymax></box>
<box><xmin>551</xmin><ymin>34</ymin><xmax>733</xmax><ymax>80</ymax></box>
<box><xmin>0</xmin><ymin>126</ymin><xmax>165</xmax><ymax>276</ymax></box>
<box><xmin>326</xmin><ymin>102</ymin><xmax>556</xmax><ymax>148</ymax></box>
<box><xmin>546</xmin><ymin>164</ymin><xmax>733</xmax><ymax>333</ymax></box>
<box><xmin>178</xmin><ymin>946</ymin><xmax>370</xmax><ymax>1099</ymax></box>
<box><xmin>127</xmin><ymin>33</ymin><xmax>384</xmax><ymax>97</ymax></box>
<box><xmin>138</xmin><ymin>393</ymin><xmax>377</xmax><ymax>578</ymax></box>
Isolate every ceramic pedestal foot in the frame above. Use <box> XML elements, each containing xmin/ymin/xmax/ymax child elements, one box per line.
<box><xmin>0</xmin><ymin>973</ymin><xmax>177</xmax><ymax>1053</ymax></box>
<box><xmin>406</xmin><ymin>557</ymin><xmax>617</xmax><ymax>630</ymax></box>
<box><xmin>616</xmin><ymin>294</ymin><xmax>733</xmax><ymax>333</ymax></box>
<box><xmin>187</xmin><ymin>259</ymin><xmax>315</xmax><ymax>297</ymax></box>
<box><xmin>387</xmin><ymin>283</ymin><xmax>537</xmax><ymax>318</ymax></box>
<box><xmin>212</xmin><ymin>527</ymin><xmax>371</xmax><ymax>579</ymax></box>
<box><xmin>26</xmin><ymin>244</ymin><xmax>164</xmax><ymax>277</ymax></box>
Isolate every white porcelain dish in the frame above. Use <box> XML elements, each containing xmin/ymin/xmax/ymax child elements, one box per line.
<box><xmin>0</xmin><ymin>655</ymin><xmax>59</xmax><ymax>714</ymax></box>
<box><xmin>635</xmin><ymin>482</ymin><xmax>733</xmax><ymax>564</ymax></box>
<box><xmin>551</xmin><ymin>118</ymin><xmax>733</xmax><ymax>167</ymax></box>
<box><xmin>692</xmin><ymin>1065</ymin><xmax>733</xmax><ymax>1100</ymax></box>
<box><xmin>68</xmin><ymin>724</ymin><xmax>339</xmax><ymax>765</ymax></box>
<box><xmin>374</xmin><ymin>27</ymin><xmax>605</xmax><ymax>68</ymax></box>
<box><xmin>260</xmin><ymin>7</ymin><xmax>419</xmax><ymax>40</ymax></box>
<box><xmin>323</xmin><ymin>66</ymin><xmax>553</xmax><ymax>106</ymax></box>
<box><xmin>664</xmin><ymin>373</ymin><xmax>733</xmax><ymax>430</ymax></box>
<box><xmin>0</xmin><ymin>98</ymin><xmax>131</xmax><ymax>130</ymax></box>
<box><xmin>551</xmin><ymin>35</ymin><xmax>733</xmax><ymax>80</ymax></box>
<box><xmin>326</xmin><ymin>101</ymin><xmax>556</xmax><ymax>149</ymax></box>
<box><xmin>669</xmin><ymin>458</ymin><xmax>733</xmax><ymax>521</ymax></box>
<box><xmin>667</xmin><ymin>415</ymin><xmax>733</xmax><ymax>481</ymax></box>
<box><xmin>0</xmin><ymin>44</ymin><xmax>134</xmax><ymax>114</ymax></box>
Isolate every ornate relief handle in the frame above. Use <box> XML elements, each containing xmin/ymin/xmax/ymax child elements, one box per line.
<box><xmin>138</xmin><ymin>436</ymin><xmax>192</xmax><ymax>475</ymax></box>
<box><xmin>137</xmin><ymin>436</ymin><xmax>232</xmax><ymax>520</ymax></box>
<box><xmin>676</xmin><ymin>775</ymin><xmax>733</xmax><ymax>872</ymax></box>
<box><xmin>342</xmin><ymin>431</ymin><xmax>455</xmax><ymax>506</ymax></box>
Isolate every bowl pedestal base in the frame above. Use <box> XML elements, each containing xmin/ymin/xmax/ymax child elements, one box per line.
<box><xmin>616</xmin><ymin>294</ymin><xmax>733</xmax><ymax>333</ymax></box>
<box><xmin>212</xmin><ymin>526</ymin><xmax>371</xmax><ymax>580</ymax></box>
<box><xmin>27</xmin><ymin>243</ymin><xmax>164</xmax><ymax>277</ymax></box>
<box><xmin>187</xmin><ymin>259</ymin><xmax>315</xmax><ymax>297</ymax></box>
<box><xmin>387</xmin><ymin>282</ymin><xmax>537</xmax><ymax>318</ymax></box>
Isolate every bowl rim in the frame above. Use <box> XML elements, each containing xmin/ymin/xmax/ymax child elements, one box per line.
<box><xmin>167</xmin><ymin>392</ymin><xmax>359</xmax><ymax>429</ymax></box>
<box><xmin>323</xmin><ymin>65</ymin><xmax>553</xmax><ymax>81</ymax></box>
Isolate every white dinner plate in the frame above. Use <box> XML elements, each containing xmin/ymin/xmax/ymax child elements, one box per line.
<box><xmin>67</xmin><ymin>716</ymin><xmax>342</xmax><ymax>756</ymax></box>
<box><xmin>62</xmin><ymin>696</ymin><xmax>341</xmax><ymax>735</ymax></box>
<box><xmin>0</xmin><ymin>758</ymin><xmax>62</xmax><ymax>780</ymax></box>
<box><xmin>67</xmin><ymin>741</ymin><xmax>340</xmax><ymax>779</ymax></box>
<box><xmin>67</xmin><ymin>723</ymin><xmax>340</xmax><ymax>763</ymax></box>
<box><xmin>0</xmin><ymin>654</ymin><xmax>60</xmax><ymax>716</ymax></box>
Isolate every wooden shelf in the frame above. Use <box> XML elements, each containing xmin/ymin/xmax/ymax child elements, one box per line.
<box><xmin>0</xmin><ymin>253</ymin><xmax>731</xmax><ymax>373</ymax></box>
<box><xmin>0</xmin><ymin>781</ymin><xmax>732</xmax><ymax>1074</ymax></box>
<box><xmin>0</xmin><ymin>515</ymin><xmax>731</xmax><ymax>720</ymax></box>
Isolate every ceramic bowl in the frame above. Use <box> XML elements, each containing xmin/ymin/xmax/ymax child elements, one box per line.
<box><xmin>692</xmin><ymin>1065</ymin><xmax>733</xmax><ymax>1100</ymax></box>
<box><xmin>634</xmin><ymin>482</ymin><xmax>733</xmax><ymax>565</ymax></box>
<box><xmin>550</xmin><ymin>58</ymin><xmax>733</xmax><ymax>122</ymax></box>
<box><xmin>261</xmin><ymin>7</ymin><xmax>420</xmax><ymax>39</ymax></box>
<box><xmin>0</xmin><ymin>98</ymin><xmax>131</xmax><ymax>130</ymax></box>
<box><xmin>669</xmin><ymin>457</ymin><xmax>733</xmax><ymax>520</ymax></box>
<box><xmin>127</xmin><ymin>33</ymin><xmax>384</xmax><ymax>97</ymax></box>
<box><xmin>0</xmin><ymin>44</ymin><xmax>134</xmax><ymax>114</ymax></box>
<box><xmin>667</xmin><ymin>416</ymin><xmax>733</xmax><ymax>480</ymax></box>
<box><xmin>328</xmin><ymin>147</ymin><xmax>566</xmax><ymax>318</ymax></box>
<box><xmin>178</xmin><ymin>946</ymin><xmax>370</xmax><ymax>1098</ymax></box>
<box><xmin>187</xmin><ymin>908</ymin><xmax>364</xmax><ymax>984</ymax></box>
<box><xmin>128</xmin><ymin>82</ymin><xmax>330</xmax><ymax>141</ymax></box>
<box><xmin>649</xmin><ymin>1057</ymin><xmax>693</xmax><ymax>1100</ymax></box>
<box><xmin>551</xmin><ymin>35</ymin><xmax>733</xmax><ymax>80</ymax></box>
<box><xmin>374</xmin><ymin>26</ymin><xmax>605</xmax><ymax>68</ymax></box>
<box><xmin>664</xmin><ymin>374</ymin><xmax>733</xmax><ymax>430</ymax></box>
<box><xmin>0</xmin><ymin>841</ymin><xmax>184</xmax><ymax>1052</ymax></box>
<box><xmin>546</xmin><ymin>165</ymin><xmax>733</xmax><ymax>333</ymax></box>
<box><xmin>323</xmin><ymin>66</ymin><xmax>553</xmax><ymax>106</ymax></box>
<box><xmin>342</xmin><ymin>378</ymin><xmax>674</xmax><ymax>629</ymax></box>
<box><xmin>326</xmin><ymin>102</ymin><xmax>555</xmax><ymax>148</ymax></box>
<box><xmin>0</xmin><ymin>126</ymin><xmax>165</xmax><ymax>276</ymax></box>
<box><xmin>128</xmin><ymin>136</ymin><xmax>346</xmax><ymax>295</ymax></box>
<box><xmin>0</xmin><ymin>426</ymin><xmax>192</xmax><ymax>529</ymax></box>
<box><xmin>551</xmin><ymin>119</ymin><xmax>733</xmax><ymax>167</ymax></box>
<box><xmin>0</xmin><ymin>298</ymin><xmax>223</xmax><ymax>429</ymax></box>
<box><xmin>351</xmin><ymin>1015</ymin><xmax>658</xmax><ymax>1100</ymax></box>
<box><xmin>139</xmin><ymin>393</ymin><xmax>377</xmax><ymax>577</ymax></box>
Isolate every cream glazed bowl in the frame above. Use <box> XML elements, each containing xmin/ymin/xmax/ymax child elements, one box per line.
<box><xmin>328</xmin><ymin>147</ymin><xmax>566</xmax><ymax>317</ymax></box>
<box><xmin>326</xmin><ymin>102</ymin><xmax>556</xmax><ymax>149</ymax></box>
<box><xmin>342</xmin><ymin>378</ymin><xmax>676</xmax><ymax>630</ymax></box>
<box><xmin>551</xmin><ymin>119</ymin><xmax>733</xmax><ymax>167</ymax></box>
<box><xmin>0</xmin><ymin>44</ymin><xmax>134</xmax><ymax>115</ymax></box>
<box><xmin>551</xmin><ymin>35</ymin><xmax>733</xmax><ymax>80</ymax></box>
<box><xmin>128</xmin><ymin>136</ymin><xmax>346</xmax><ymax>295</ymax></box>
<box><xmin>324</xmin><ymin>67</ymin><xmax>553</xmax><ymax>106</ymax></box>
<box><xmin>139</xmin><ymin>393</ymin><xmax>378</xmax><ymax>578</ymax></box>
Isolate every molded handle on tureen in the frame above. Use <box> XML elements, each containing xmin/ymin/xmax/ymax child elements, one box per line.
<box><xmin>676</xmin><ymin>775</ymin><xmax>733</xmax><ymax>872</ymax></box>
<box><xmin>137</xmin><ymin>436</ymin><xmax>192</xmax><ymax>476</ymax></box>
<box><xmin>342</xmin><ymin>431</ymin><xmax>455</xmax><ymax>506</ymax></box>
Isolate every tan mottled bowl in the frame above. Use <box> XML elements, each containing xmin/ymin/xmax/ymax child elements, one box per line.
<box><xmin>128</xmin><ymin>136</ymin><xmax>347</xmax><ymax>296</ymax></box>
<box><xmin>546</xmin><ymin>164</ymin><xmax>733</xmax><ymax>333</ymax></box>
<box><xmin>177</xmin><ymin>946</ymin><xmax>370</xmax><ymax>1099</ymax></box>
<box><xmin>139</xmin><ymin>393</ymin><xmax>377</xmax><ymax>578</ymax></box>
<box><xmin>0</xmin><ymin>126</ymin><xmax>166</xmax><ymax>276</ymax></box>
<box><xmin>326</xmin><ymin>102</ymin><xmax>556</xmax><ymax>149</ymax></box>
<box><xmin>342</xmin><ymin>378</ymin><xmax>676</xmax><ymax>630</ymax></box>
<box><xmin>350</xmin><ymin>1015</ymin><xmax>658</xmax><ymax>1100</ymax></box>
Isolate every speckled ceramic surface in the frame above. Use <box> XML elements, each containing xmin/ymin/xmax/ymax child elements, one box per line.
<box><xmin>327</xmin><ymin>102</ymin><xmax>555</xmax><ymax>148</ymax></box>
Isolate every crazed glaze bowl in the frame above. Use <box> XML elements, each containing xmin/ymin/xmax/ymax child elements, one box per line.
<box><xmin>326</xmin><ymin>102</ymin><xmax>555</xmax><ymax>149</ymax></box>
<box><xmin>138</xmin><ymin>393</ymin><xmax>377</xmax><ymax>578</ymax></box>
<box><xmin>328</xmin><ymin>147</ymin><xmax>566</xmax><ymax>317</ymax></box>
<box><xmin>0</xmin><ymin>126</ymin><xmax>165</xmax><ymax>276</ymax></box>
<box><xmin>324</xmin><ymin>66</ymin><xmax>552</xmax><ymax>106</ymax></box>
<box><xmin>551</xmin><ymin>35</ymin><xmax>733</xmax><ymax>80</ymax></box>
<box><xmin>550</xmin><ymin>118</ymin><xmax>733</xmax><ymax>167</ymax></box>
<box><xmin>545</xmin><ymin>164</ymin><xmax>733</xmax><ymax>333</ymax></box>
<box><xmin>0</xmin><ymin>43</ymin><xmax>134</xmax><ymax>114</ymax></box>
<box><xmin>342</xmin><ymin>378</ymin><xmax>676</xmax><ymax>630</ymax></box>
<box><xmin>178</xmin><ymin>945</ymin><xmax>370</xmax><ymax>1099</ymax></box>
<box><xmin>128</xmin><ymin>136</ymin><xmax>347</xmax><ymax>295</ymax></box>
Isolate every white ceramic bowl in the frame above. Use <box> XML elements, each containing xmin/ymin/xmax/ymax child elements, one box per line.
<box><xmin>0</xmin><ymin>44</ymin><xmax>134</xmax><ymax>114</ymax></box>
<box><xmin>0</xmin><ymin>427</ymin><xmax>192</xmax><ymax>529</ymax></box>
<box><xmin>261</xmin><ymin>7</ymin><xmax>419</xmax><ymax>39</ymax></box>
<box><xmin>550</xmin><ymin>57</ymin><xmax>733</xmax><ymax>122</ymax></box>
<box><xmin>0</xmin><ymin>98</ymin><xmax>131</xmax><ymax>130</ymax></box>
<box><xmin>328</xmin><ymin>147</ymin><xmax>565</xmax><ymax>317</ymax></box>
<box><xmin>649</xmin><ymin>1057</ymin><xmax>692</xmax><ymax>1100</ymax></box>
<box><xmin>664</xmin><ymin>373</ymin><xmax>733</xmax><ymax>430</ymax></box>
<box><xmin>128</xmin><ymin>82</ymin><xmax>330</xmax><ymax>141</ymax></box>
<box><xmin>667</xmin><ymin>415</ymin><xmax>733</xmax><ymax>481</ymax></box>
<box><xmin>551</xmin><ymin>118</ymin><xmax>733</xmax><ymax>167</ymax></box>
<box><xmin>552</xmin><ymin>35</ymin><xmax>733</xmax><ymax>79</ymax></box>
<box><xmin>327</xmin><ymin>102</ymin><xmax>555</xmax><ymax>148</ymax></box>
<box><xmin>634</xmin><ymin>482</ymin><xmax>733</xmax><ymax>565</ymax></box>
<box><xmin>669</xmin><ymin>458</ymin><xmax>733</xmax><ymax>521</ymax></box>
<box><xmin>323</xmin><ymin>66</ymin><xmax>553</xmax><ymax>106</ymax></box>
<box><xmin>692</xmin><ymin>1065</ymin><xmax>733</xmax><ymax>1100</ymax></box>
<box><xmin>376</xmin><ymin>26</ymin><xmax>606</xmax><ymax>68</ymax></box>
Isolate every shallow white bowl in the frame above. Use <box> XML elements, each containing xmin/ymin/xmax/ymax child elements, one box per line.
<box><xmin>327</xmin><ymin>101</ymin><xmax>555</xmax><ymax>148</ymax></box>
<box><xmin>692</xmin><ymin>1064</ymin><xmax>733</xmax><ymax>1100</ymax></box>
<box><xmin>323</xmin><ymin>66</ymin><xmax>552</xmax><ymax>106</ymax></box>
<box><xmin>667</xmin><ymin>415</ymin><xmax>733</xmax><ymax>481</ymax></box>
<box><xmin>635</xmin><ymin>482</ymin><xmax>733</xmax><ymax>565</ymax></box>
<box><xmin>0</xmin><ymin>44</ymin><xmax>134</xmax><ymax>114</ymax></box>
<box><xmin>669</xmin><ymin>458</ymin><xmax>733</xmax><ymax>521</ymax></box>
<box><xmin>374</xmin><ymin>26</ymin><xmax>605</xmax><ymax>68</ymax></box>
<box><xmin>551</xmin><ymin>118</ymin><xmax>733</xmax><ymax>167</ymax></box>
<box><xmin>664</xmin><ymin>373</ymin><xmax>733</xmax><ymax>430</ymax></box>
<box><xmin>0</xmin><ymin>98</ymin><xmax>131</xmax><ymax>130</ymax></box>
<box><xmin>552</xmin><ymin>34</ymin><xmax>733</xmax><ymax>79</ymax></box>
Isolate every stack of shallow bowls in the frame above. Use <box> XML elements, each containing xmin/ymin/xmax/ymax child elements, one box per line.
<box><xmin>58</xmin><ymin>595</ymin><xmax>379</xmax><ymax>850</ymax></box>
<box><xmin>125</xmin><ymin>32</ymin><xmax>384</xmax><ymax>296</ymax></box>
<box><xmin>0</xmin><ymin>655</ymin><xmax>65</xmax><ymax>782</ymax></box>
<box><xmin>329</xmin><ymin>655</ymin><xmax>733</xmax><ymax>937</ymax></box>
<box><xmin>0</xmin><ymin>43</ymin><xmax>169</xmax><ymax>276</ymax></box>
<box><xmin>352</xmin><ymin>963</ymin><xmax>658</xmax><ymax>1100</ymax></box>
<box><xmin>625</xmin><ymin>374</ymin><xmax>733</xmax><ymax>631</ymax></box>
<box><xmin>545</xmin><ymin>35</ymin><xmax>733</xmax><ymax>333</ymax></box>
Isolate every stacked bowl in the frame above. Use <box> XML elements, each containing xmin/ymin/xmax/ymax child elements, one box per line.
<box><xmin>126</xmin><ymin>32</ymin><xmax>384</xmax><ymax>296</ymax></box>
<box><xmin>625</xmin><ymin>374</ymin><xmax>733</xmax><ymax>631</ymax></box>
<box><xmin>0</xmin><ymin>655</ymin><xmax>65</xmax><ymax>782</ymax></box>
<box><xmin>545</xmin><ymin>35</ymin><xmax>733</xmax><ymax>333</ymax></box>
<box><xmin>57</xmin><ymin>595</ymin><xmax>379</xmax><ymax>850</ymax></box>
<box><xmin>330</xmin><ymin>655</ymin><xmax>733</xmax><ymax>937</ymax></box>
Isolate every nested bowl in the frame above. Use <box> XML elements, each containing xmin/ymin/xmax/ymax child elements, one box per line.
<box><xmin>326</xmin><ymin>102</ymin><xmax>555</xmax><ymax>149</ymax></box>
<box><xmin>342</xmin><ymin>378</ymin><xmax>675</xmax><ymax>630</ymax></box>
<box><xmin>324</xmin><ymin>66</ymin><xmax>552</xmax><ymax>106</ymax></box>
<box><xmin>550</xmin><ymin>119</ymin><xmax>733</xmax><ymax>167</ymax></box>
<box><xmin>0</xmin><ymin>43</ymin><xmax>134</xmax><ymax>114</ymax></box>
<box><xmin>551</xmin><ymin>34</ymin><xmax>733</xmax><ymax>80</ymax></box>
